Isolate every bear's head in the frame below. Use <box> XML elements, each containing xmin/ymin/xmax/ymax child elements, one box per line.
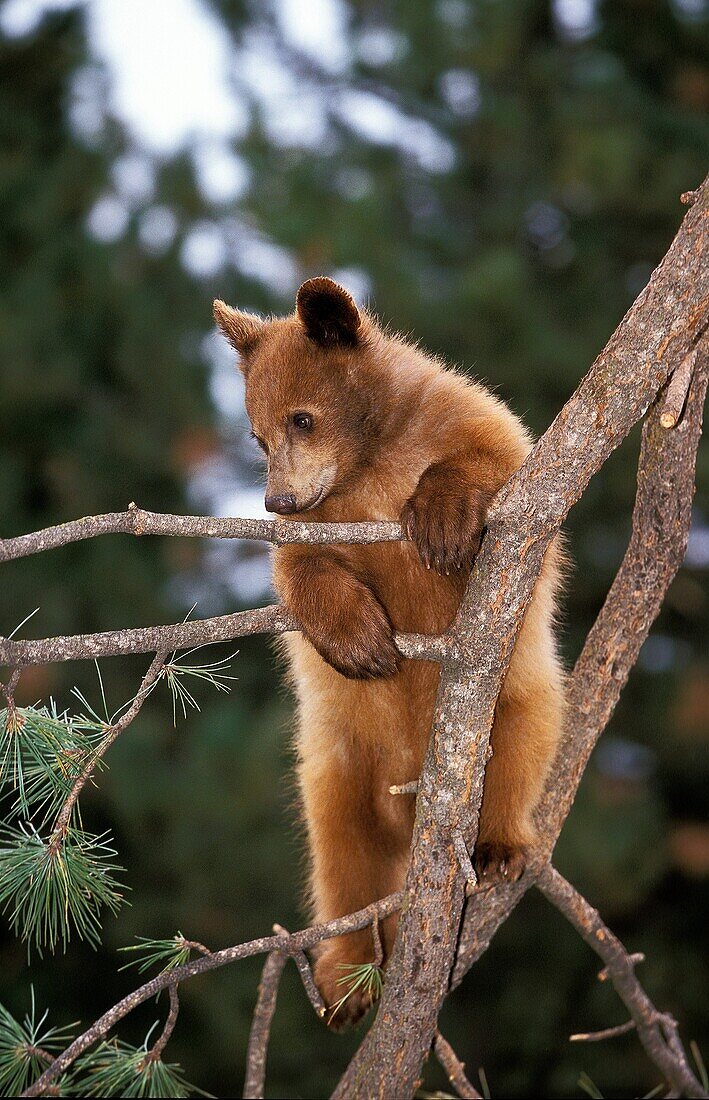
<box><xmin>214</xmin><ymin>278</ymin><xmax>388</xmax><ymax>515</ymax></box>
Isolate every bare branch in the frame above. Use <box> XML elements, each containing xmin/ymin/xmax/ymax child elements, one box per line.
<box><xmin>570</xmin><ymin>1019</ymin><xmax>636</xmax><ymax>1043</ymax></box>
<box><xmin>433</xmin><ymin>1030</ymin><xmax>482</xmax><ymax>1099</ymax></box>
<box><xmin>143</xmin><ymin>985</ymin><xmax>179</xmax><ymax>1064</ymax></box>
<box><xmin>0</xmin><ymin>605</ymin><xmax>446</xmax><ymax>668</ymax></box>
<box><xmin>452</xmin><ymin>341</ymin><xmax>709</xmax><ymax>990</ymax></box>
<box><xmin>537</xmin><ymin>865</ymin><xmax>706</xmax><ymax>1099</ymax></box>
<box><xmin>244</xmin><ymin>929</ymin><xmax>290</xmax><ymax>1099</ymax></box>
<box><xmin>21</xmin><ymin>892</ymin><xmax>402</xmax><ymax>1097</ymax></box>
<box><xmin>0</xmin><ymin>505</ymin><xmax>405</xmax><ymax>564</ymax></box>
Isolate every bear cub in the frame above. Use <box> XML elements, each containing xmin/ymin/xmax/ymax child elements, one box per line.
<box><xmin>214</xmin><ymin>278</ymin><xmax>565</xmax><ymax>1029</ymax></box>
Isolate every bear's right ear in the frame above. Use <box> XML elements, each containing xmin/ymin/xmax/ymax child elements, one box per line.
<box><xmin>296</xmin><ymin>277</ymin><xmax>361</xmax><ymax>347</ymax></box>
<box><xmin>213</xmin><ymin>300</ymin><xmax>264</xmax><ymax>369</ymax></box>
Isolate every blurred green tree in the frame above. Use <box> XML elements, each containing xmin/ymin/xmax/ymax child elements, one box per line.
<box><xmin>0</xmin><ymin>2</ymin><xmax>707</xmax><ymax>1097</ymax></box>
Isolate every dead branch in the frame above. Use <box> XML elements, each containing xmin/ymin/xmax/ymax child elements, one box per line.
<box><xmin>243</xmin><ymin>928</ymin><xmax>290</xmax><ymax>1099</ymax></box>
<box><xmin>143</xmin><ymin>985</ymin><xmax>180</xmax><ymax>1064</ymax></box>
<box><xmin>0</xmin><ymin>505</ymin><xmax>404</xmax><ymax>563</ymax></box>
<box><xmin>570</xmin><ymin>1019</ymin><xmax>636</xmax><ymax>1043</ymax></box>
<box><xmin>433</xmin><ymin>1030</ymin><xmax>482</xmax><ymax>1099</ymax></box>
<box><xmin>20</xmin><ymin>892</ymin><xmax>402</xmax><ymax>1097</ymax></box>
<box><xmin>537</xmin><ymin>865</ymin><xmax>706</xmax><ymax>1099</ymax></box>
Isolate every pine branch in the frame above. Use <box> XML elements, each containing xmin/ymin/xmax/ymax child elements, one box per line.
<box><xmin>20</xmin><ymin>892</ymin><xmax>402</xmax><ymax>1096</ymax></box>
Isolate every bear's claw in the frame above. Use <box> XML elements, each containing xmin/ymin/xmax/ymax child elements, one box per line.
<box><xmin>474</xmin><ymin>840</ymin><xmax>529</xmax><ymax>884</ymax></box>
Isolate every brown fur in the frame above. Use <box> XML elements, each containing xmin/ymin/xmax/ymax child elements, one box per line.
<box><xmin>214</xmin><ymin>280</ymin><xmax>565</xmax><ymax>1029</ymax></box>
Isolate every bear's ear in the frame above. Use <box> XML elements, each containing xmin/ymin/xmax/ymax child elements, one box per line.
<box><xmin>213</xmin><ymin>300</ymin><xmax>264</xmax><ymax>367</ymax></box>
<box><xmin>296</xmin><ymin>277</ymin><xmax>361</xmax><ymax>348</ymax></box>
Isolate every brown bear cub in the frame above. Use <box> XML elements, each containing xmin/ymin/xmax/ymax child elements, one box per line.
<box><xmin>214</xmin><ymin>278</ymin><xmax>565</xmax><ymax>1028</ymax></box>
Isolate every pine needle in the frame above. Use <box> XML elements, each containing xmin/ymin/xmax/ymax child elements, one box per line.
<box><xmin>72</xmin><ymin>1034</ymin><xmax>211</xmax><ymax>1097</ymax></box>
<box><xmin>118</xmin><ymin>933</ymin><xmax>198</xmax><ymax>974</ymax></box>
<box><xmin>0</xmin><ymin>823</ymin><xmax>125</xmax><ymax>954</ymax></box>
<box><xmin>330</xmin><ymin>962</ymin><xmax>384</xmax><ymax>1021</ymax></box>
<box><xmin>0</xmin><ymin>988</ymin><xmax>75</xmax><ymax>1096</ymax></box>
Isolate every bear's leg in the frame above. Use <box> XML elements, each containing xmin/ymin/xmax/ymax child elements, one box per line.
<box><xmin>475</xmin><ymin>676</ymin><xmax>563</xmax><ymax>883</ymax></box>
<box><xmin>299</xmin><ymin>739</ymin><xmax>412</xmax><ymax>1030</ymax></box>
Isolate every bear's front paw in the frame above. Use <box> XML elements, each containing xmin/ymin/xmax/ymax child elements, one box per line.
<box><xmin>474</xmin><ymin>840</ymin><xmax>529</xmax><ymax>884</ymax></box>
<box><xmin>306</xmin><ymin>588</ymin><xmax>400</xmax><ymax>680</ymax></box>
<box><xmin>401</xmin><ymin>467</ymin><xmax>489</xmax><ymax>574</ymax></box>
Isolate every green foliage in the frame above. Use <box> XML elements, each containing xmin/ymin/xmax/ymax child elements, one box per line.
<box><xmin>0</xmin><ymin>703</ymin><xmax>104</xmax><ymax>823</ymax></box>
<box><xmin>0</xmin><ymin>990</ymin><xmax>74</xmax><ymax>1097</ymax></box>
<box><xmin>71</xmin><ymin>1033</ymin><xmax>210</xmax><ymax>1098</ymax></box>
<box><xmin>0</xmin><ymin>822</ymin><xmax>124</xmax><ymax>954</ymax></box>
<box><xmin>118</xmin><ymin>933</ymin><xmax>201</xmax><ymax>975</ymax></box>
<box><xmin>156</xmin><ymin>646</ymin><xmax>239</xmax><ymax>725</ymax></box>
<box><xmin>330</xmin><ymin>962</ymin><xmax>384</xmax><ymax>1022</ymax></box>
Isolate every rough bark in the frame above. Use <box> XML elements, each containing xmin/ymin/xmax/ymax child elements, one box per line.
<box><xmin>333</xmin><ymin>178</ymin><xmax>708</xmax><ymax>1100</ymax></box>
<box><xmin>452</xmin><ymin>338</ymin><xmax>708</xmax><ymax>987</ymax></box>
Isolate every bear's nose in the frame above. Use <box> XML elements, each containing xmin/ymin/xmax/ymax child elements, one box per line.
<box><xmin>265</xmin><ymin>493</ymin><xmax>298</xmax><ymax>515</ymax></box>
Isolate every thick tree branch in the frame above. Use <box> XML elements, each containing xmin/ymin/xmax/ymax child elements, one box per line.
<box><xmin>537</xmin><ymin>865</ymin><xmax>706</xmax><ymax>1099</ymax></box>
<box><xmin>334</xmin><ymin>178</ymin><xmax>708</xmax><ymax>1099</ymax></box>
<box><xmin>452</xmin><ymin>336</ymin><xmax>709</xmax><ymax>990</ymax></box>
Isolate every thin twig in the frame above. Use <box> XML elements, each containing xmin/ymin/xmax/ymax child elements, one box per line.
<box><xmin>144</xmin><ymin>985</ymin><xmax>179</xmax><ymax>1063</ymax></box>
<box><xmin>21</xmin><ymin>892</ymin><xmax>403</xmax><ymax>1097</ymax></box>
<box><xmin>570</xmin><ymin>1019</ymin><xmax>636</xmax><ymax>1042</ymax></box>
<box><xmin>433</xmin><ymin>1030</ymin><xmax>482</xmax><ymax>1099</ymax></box>
<box><xmin>48</xmin><ymin>651</ymin><xmax>167</xmax><ymax>850</ymax></box>
<box><xmin>243</xmin><ymin>929</ymin><xmax>289</xmax><ymax>1099</ymax></box>
<box><xmin>272</xmin><ymin>923</ymin><xmax>326</xmax><ymax>1018</ymax></box>
<box><xmin>537</xmin><ymin>864</ymin><xmax>706</xmax><ymax>1099</ymax></box>
<box><xmin>388</xmin><ymin>780</ymin><xmax>419</xmax><ymax>796</ymax></box>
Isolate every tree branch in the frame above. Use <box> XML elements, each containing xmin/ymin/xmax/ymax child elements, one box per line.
<box><xmin>333</xmin><ymin>177</ymin><xmax>708</xmax><ymax>1099</ymax></box>
<box><xmin>243</xmin><ymin>929</ymin><xmax>290</xmax><ymax>1100</ymax></box>
<box><xmin>0</xmin><ymin>505</ymin><xmax>405</xmax><ymax>564</ymax></box>
<box><xmin>537</xmin><ymin>865</ymin><xmax>706</xmax><ymax>1099</ymax></box>
<box><xmin>20</xmin><ymin>893</ymin><xmax>402</xmax><ymax>1097</ymax></box>
<box><xmin>433</xmin><ymin>1030</ymin><xmax>482</xmax><ymax>1099</ymax></box>
<box><xmin>452</xmin><ymin>332</ymin><xmax>708</xmax><ymax>991</ymax></box>
<box><xmin>0</xmin><ymin>606</ymin><xmax>447</xmax><ymax>668</ymax></box>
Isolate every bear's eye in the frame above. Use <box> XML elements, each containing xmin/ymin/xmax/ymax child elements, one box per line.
<box><xmin>250</xmin><ymin>431</ymin><xmax>268</xmax><ymax>454</ymax></box>
<box><xmin>292</xmin><ymin>411</ymin><xmax>314</xmax><ymax>433</ymax></box>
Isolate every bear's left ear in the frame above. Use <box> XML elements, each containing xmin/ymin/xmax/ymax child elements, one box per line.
<box><xmin>213</xmin><ymin>300</ymin><xmax>265</xmax><ymax>368</ymax></box>
<box><xmin>296</xmin><ymin>277</ymin><xmax>361</xmax><ymax>347</ymax></box>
